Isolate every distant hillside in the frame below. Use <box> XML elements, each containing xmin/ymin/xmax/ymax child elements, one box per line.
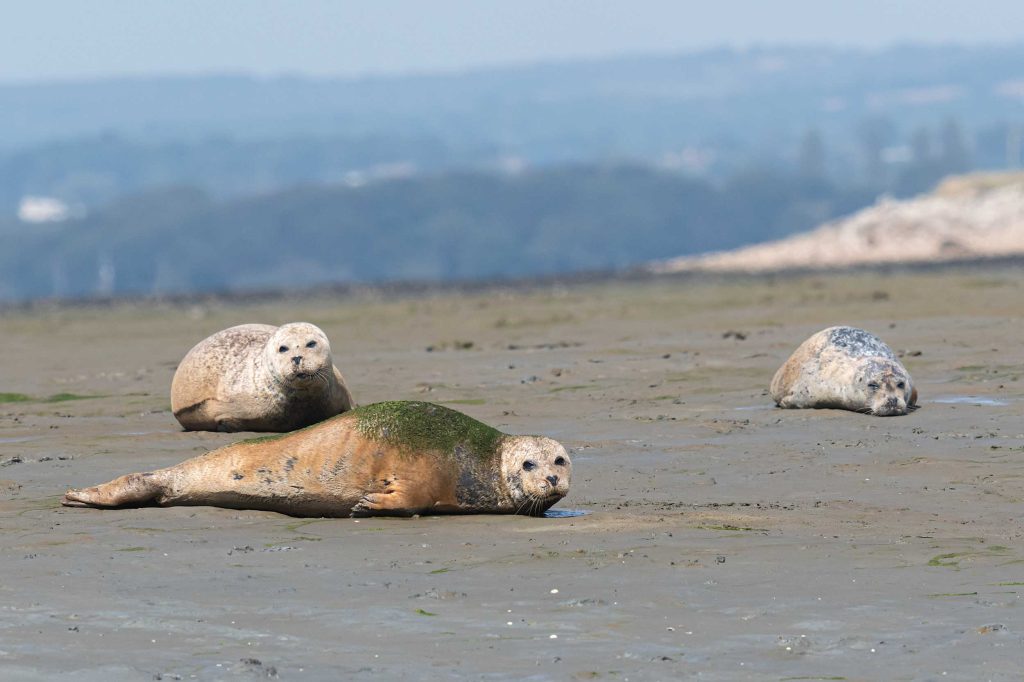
<box><xmin>5</xmin><ymin>45</ymin><xmax>1023</xmax><ymax>152</ymax></box>
<box><xmin>2</xmin><ymin>44</ymin><xmax>1024</xmax><ymax>211</ymax></box>
<box><xmin>0</xmin><ymin>133</ymin><xmax>465</xmax><ymax>211</ymax></box>
<box><xmin>0</xmin><ymin>165</ymin><xmax>871</xmax><ymax>302</ymax></box>
<box><xmin>650</xmin><ymin>172</ymin><xmax>1024</xmax><ymax>273</ymax></box>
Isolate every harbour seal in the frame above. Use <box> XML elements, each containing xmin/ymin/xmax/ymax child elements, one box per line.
<box><xmin>770</xmin><ymin>326</ymin><xmax>918</xmax><ymax>416</ymax></box>
<box><xmin>62</xmin><ymin>401</ymin><xmax>572</xmax><ymax>517</ymax></box>
<box><xmin>171</xmin><ymin>322</ymin><xmax>354</xmax><ymax>432</ymax></box>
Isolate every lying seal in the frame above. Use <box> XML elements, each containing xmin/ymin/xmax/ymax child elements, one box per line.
<box><xmin>62</xmin><ymin>401</ymin><xmax>572</xmax><ymax>517</ymax></box>
<box><xmin>171</xmin><ymin>322</ymin><xmax>354</xmax><ymax>432</ymax></box>
<box><xmin>770</xmin><ymin>326</ymin><xmax>918</xmax><ymax>416</ymax></box>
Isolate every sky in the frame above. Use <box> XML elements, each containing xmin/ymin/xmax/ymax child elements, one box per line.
<box><xmin>3</xmin><ymin>0</ymin><xmax>1024</xmax><ymax>83</ymax></box>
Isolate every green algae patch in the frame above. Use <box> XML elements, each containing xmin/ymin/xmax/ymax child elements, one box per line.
<box><xmin>415</xmin><ymin>608</ymin><xmax>438</xmax><ymax>616</ymax></box>
<box><xmin>549</xmin><ymin>385</ymin><xmax>590</xmax><ymax>393</ymax></box>
<box><xmin>928</xmin><ymin>552</ymin><xmax>968</xmax><ymax>568</ymax></box>
<box><xmin>353</xmin><ymin>401</ymin><xmax>504</xmax><ymax>460</ymax></box>
<box><xmin>698</xmin><ymin>524</ymin><xmax>767</xmax><ymax>532</ymax></box>
<box><xmin>928</xmin><ymin>545</ymin><xmax>1012</xmax><ymax>569</ymax></box>
<box><xmin>44</xmin><ymin>393</ymin><xmax>100</xmax><ymax>403</ymax></box>
<box><xmin>282</xmin><ymin>519</ymin><xmax>327</xmax><ymax>533</ymax></box>
<box><xmin>234</xmin><ymin>401</ymin><xmax>506</xmax><ymax>460</ymax></box>
<box><xmin>0</xmin><ymin>392</ymin><xmax>101</xmax><ymax>404</ymax></box>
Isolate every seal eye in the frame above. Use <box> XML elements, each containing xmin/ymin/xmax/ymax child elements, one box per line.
<box><xmin>522</xmin><ymin>460</ymin><xmax>536</xmax><ymax>471</ymax></box>
<box><xmin>867</xmin><ymin>382</ymin><xmax>880</xmax><ymax>391</ymax></box>
<box><xmin>897</xmin><ymin>381</ymin><xmax>905</xmax><ymax>389</ymax></box>
<box><xmin>278</xmin><ymin>345</ymin><xmax>288</xmax><ymax>353</ymax></box>
<box><xmin>554</xmin><ymin>456</ymin><xmax>566</xmax><ymax>466</ymax></box>
<box><xmin>306</xmin><ymin>340</ymin><xmax>317</xmax><ymax>348</ymax></box>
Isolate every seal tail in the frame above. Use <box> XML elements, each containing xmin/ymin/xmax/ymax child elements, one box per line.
<box><xmin>62</xmin><ymin>471</ymin><xmax>167</xmax><ymax>508</ymax></box>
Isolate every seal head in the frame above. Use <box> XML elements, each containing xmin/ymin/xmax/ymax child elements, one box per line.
<box><xmin>855</xmin><ymin>358</ymin><xmax>914</xmax><ymax>416</ymax></box>
<box><xmin>264</xmin><ymin>322</ymin><xmax>335</xmax><ymax>388</ymax></box>
<box><xmin>499</xmin><ymin>436</ymin><xmax>572</xmax><ymax>516</ymax></box>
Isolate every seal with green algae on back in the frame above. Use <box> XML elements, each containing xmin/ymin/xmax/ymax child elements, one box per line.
<box><xmin>62</xmin><ymin>401</ymin><xmax>572</xmax><ymax>518</ymax></box>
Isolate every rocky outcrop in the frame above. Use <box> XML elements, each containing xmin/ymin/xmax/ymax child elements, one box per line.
<box><xmin>651</xmin><ymin>173</ymin><xmax>1024</xmax><ymax>273</ymax></box>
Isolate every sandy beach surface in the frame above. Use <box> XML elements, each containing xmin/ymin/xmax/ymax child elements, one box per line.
<box><xmin>1</xmin><ymin>268</ymin><xmax>1023</xmax><ymax>681</ymax></box>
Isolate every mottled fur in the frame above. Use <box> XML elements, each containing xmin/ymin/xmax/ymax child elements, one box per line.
<box><xmin>770</xmin><ymin>326</ymin><xmax>918</xmax><ymax>416</ymax></box>
<box><xmin>62</xmin><ymin>402</ymin><xmax>571</xmax><ymax>517</ymax></box>
<box><xmin>171</xmin><ymin>322</ymin><xmax>354</xmax><ymax>432</ymax></box>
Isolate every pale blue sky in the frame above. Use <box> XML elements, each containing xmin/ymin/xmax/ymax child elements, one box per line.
<box><xmin>3</xmin><ymin>0</ymin><xmax>1024</xmax><ymax>83</ymax></box>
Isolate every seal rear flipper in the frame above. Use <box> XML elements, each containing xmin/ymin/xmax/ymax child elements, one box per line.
<box><xmin>62</xmin><ymin>472</ymin><xmax>166</xmax><ymax>508</ymax></box>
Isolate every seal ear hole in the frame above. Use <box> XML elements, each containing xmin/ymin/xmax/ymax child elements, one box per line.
<box><xmin>306</xmin><ymin>340</ymin><xmax>317</xmax><ymax>348</ymax></box>
<box><xmin>554</xmin><ymin>456</ymin><xmax>566</xmax><ymax>466</ymax></box>
<box><xmin>278</xmin><ymin>345</ymin><xmax>289</xmax><ymax>353</ymax></box>
<box><xmin>522</xmin><ymin>460</ymin><xmax>536</xmax><ymax>471</ymax></box>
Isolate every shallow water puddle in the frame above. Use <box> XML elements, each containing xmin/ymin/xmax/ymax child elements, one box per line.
<box><xmin>931</xmin><ymin>395</ymin><xmax>1009</xmax><ymax>406</ymax></box>
<box><xmin>112</xmin><ymin>430</ymin><xmax>181</xmax><ymax>436</ymax></box>
<box><xmin>543</xmin><ymin>508</ymin><xmax>590</xmax><ymax>518</ymax></box>
<box><xmin>0</xmin><ymin>436</ymin><xmax>42</xmax><ymax>444</ymax></box>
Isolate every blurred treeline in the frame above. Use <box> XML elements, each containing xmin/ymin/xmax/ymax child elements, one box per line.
<box><xmin>1</xmin><ymin>44</ymin><xmax>1023</xmax><ymax>299</ymax></box>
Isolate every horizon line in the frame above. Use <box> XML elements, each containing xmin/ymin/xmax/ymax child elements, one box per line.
<box><xmin>1</xmin><ymin>39</ymin><xmax>1018</xmax><ymax>89</ymax></box>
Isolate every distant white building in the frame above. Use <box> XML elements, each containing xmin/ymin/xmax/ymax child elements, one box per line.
<box><xmin>343</xmin><ymin>161</ymin><xmax>417</xmax><ymax>187</ymax></box>
<box><xmin>18</xmin><ymin>196</ymin><xmax>71</xmax><ymax>223</ymax></box>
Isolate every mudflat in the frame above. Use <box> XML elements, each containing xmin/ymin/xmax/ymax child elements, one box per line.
<box><xmin>1</xmin><ymin>269</ymin><xmax>1022</xmax><ymax>680</ymax></box>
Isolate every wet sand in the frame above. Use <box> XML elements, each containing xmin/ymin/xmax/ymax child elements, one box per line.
<box><xmin>1</xmin><ymin>269</ymin><xmax>1023</xmax><ymax>680</ymax></box>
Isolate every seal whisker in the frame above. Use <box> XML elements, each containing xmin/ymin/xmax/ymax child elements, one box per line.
<box><xmin>519</xmin><ymin>496</ymin><xmax>534</xmax><ymax>517</ymax></box>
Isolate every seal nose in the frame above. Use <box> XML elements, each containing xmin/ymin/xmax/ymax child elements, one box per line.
<box><xmin>291</xmin><ymin>356</ymin><xmax>302</xmax><ymax>366</ymax></box>
<box><xmin>546</xmin><ymin>475</ymin><xmax>559</xmax><ymax>487</ymax></box>
<box><xmin>884</xmin><ymin>397</ymin><xmax>899</xmax><ymax>409</ymax></box>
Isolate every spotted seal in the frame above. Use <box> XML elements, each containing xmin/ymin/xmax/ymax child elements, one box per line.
<box><xmin>770</xmin><ymin>326</ymin><xmax>918</xmax><ymax>416</ymax></box>
<box><xmin>171</xmin><ymin>322</ymin><xmax>354</xmax><ymax>432</ymax></box>
<box><xmin>62</xmin><ymin>401</ymin><xmax>571</xmax><ymax>517</ymax></box>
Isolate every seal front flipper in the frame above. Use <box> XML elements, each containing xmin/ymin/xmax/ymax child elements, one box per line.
<box><xmin>216</xmin><ymin>417</ymin><xmax>246</xmax><ymax>433</ymax></box>
<box><xmin>351</xmin><ymin>491</ymin><xmax>421</xmax><ymax>517</ymax></box>
<box><xmin>62</xmin><ymin>471</ymin><xmax>168</xmax><ymax>508</ymax></box>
